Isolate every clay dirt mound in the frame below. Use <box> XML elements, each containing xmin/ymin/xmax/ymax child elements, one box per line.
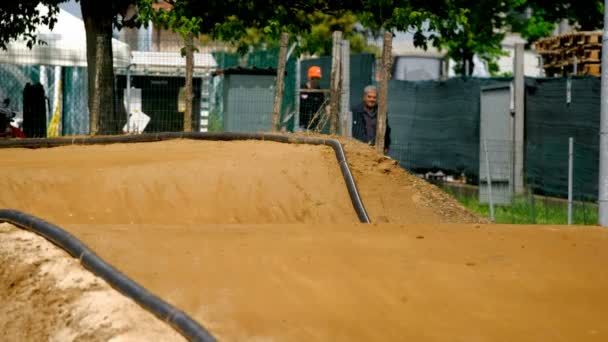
<box><xmin>335</xmin><ymin>135</ymin><xmax>484</xmax><ymax>224</ymax></box>
<box><xmin>0</xmin><ymin>223</ymin><xmax>183</xmax><ymax>341</ymax></box>
<box><xmin>0</xmin><ymin>138</ymin><xmax>482</xmax><ymax>225</ymax></box>
<box><xmin>0</xmin><ymin>137</ymin><xmax>490</xmax><ymax>341</ymax></box>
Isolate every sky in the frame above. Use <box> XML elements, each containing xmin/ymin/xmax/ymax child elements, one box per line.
<box><xmin>59</xmin><ymin>0</ymin><xmax>82</xmax><ymax>19</ymax></box>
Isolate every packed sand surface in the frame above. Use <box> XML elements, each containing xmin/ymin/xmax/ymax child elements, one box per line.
<box><xmin>0</xmin><ymin>223</ymin><xmax>184</xmax><ymax>342</ymax></box>
<box><xmin>0</xmin><ymin>139</ymin><xmax>482</xmax><ymax>225</ymax></box>
<box><xmin>67</xmin><ymin>222</ymin><xmax>608</xmax><ymax>342</ymax></box>
<box><xmin>336</xmin><ymin>136</ymin><xmax>484</xmax><ymax>224</ymax></box>
<box><xmin>2</xmin><ymin>138</ymin><xmax>606</xmax><ymax>341</ymax></box>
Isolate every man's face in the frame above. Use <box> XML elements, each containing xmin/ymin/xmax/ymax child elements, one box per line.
<box><xmin>364</xmin><ymin>90</ymin><xmax>377</xmax><ymax>108</ymax></box>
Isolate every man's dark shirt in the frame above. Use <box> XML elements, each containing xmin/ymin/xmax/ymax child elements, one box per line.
<box><xmin>352</xmin><ymin>102</ymin><xmax>391</xmax><ymax>149</ymax></box>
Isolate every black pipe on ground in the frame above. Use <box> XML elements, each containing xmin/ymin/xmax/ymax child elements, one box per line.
<box><xmin>0</xmin><ymin>132</ymin><xmax>371</xmax><ymax>341</ymax></box>
<box><xmin>0</xmin><ymin>209</ymin><xmax>216</xmax><ymax>342</ymax></box>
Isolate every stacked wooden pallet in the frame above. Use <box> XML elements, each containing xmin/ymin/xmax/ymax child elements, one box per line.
<box><xmin>535</xmin><ymin>31</ymin><xmax>602</xmax><ymax>77</ymax></box>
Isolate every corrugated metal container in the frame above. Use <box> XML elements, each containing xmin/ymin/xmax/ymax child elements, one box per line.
<box><xmin>213</xmin><ymin>68</ymin><xmax>276</xmax><ymax>133</ymax></box>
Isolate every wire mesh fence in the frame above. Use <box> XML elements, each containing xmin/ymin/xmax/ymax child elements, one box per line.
<box><xmin>298</xmin><ymin>89</ymin><xmax>330</xmax><ymax>132</ymax></box>
<box><xmin>0</xmin><ymin>21</ymin><xmax>381</xmax><ymax>137</ymax></box>
<box><xmin>0</xmin><ymin>19</ymin><xmax>603</xmax><ymax>225</ymax></box>
<box><xmin>409</xmin><ymin>138</ymin><xmax>599</xmax><ymax>225</ymax></box>
<box><xmin>0</xmin><ymin>33</ymin><xmax>236</xmax><ymax>137</ymax></box>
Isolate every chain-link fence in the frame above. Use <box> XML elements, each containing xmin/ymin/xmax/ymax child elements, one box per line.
<box><xmin>0</xmin><ymin>14</ymin><xmax>378</xmax><ymax>137</ymax></box>
<box><xmin>407</xmin><ymin>137</ymin><xmax>598</xmax><ymax>225</ymax></box>
<box><xmin>384</xmin><ymin>76</ymin><xmax>602</xmax><ymax>225</ymax></box>
<box><xmin>0</xmin><ymin>17</ymin><xmax>604</xmax><ymax>225</ymax></box>
<box><xmin>0</xmin><ymin>26</ymin><xmax>286</xmax><ymax>137</ymax></box>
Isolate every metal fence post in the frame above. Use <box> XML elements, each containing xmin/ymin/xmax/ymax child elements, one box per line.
<box><xmin>294</xmin><ymin>58</ymin><xmax>301</xmax><ymax>131</ymax></box>
<box><xmin>126</xmin><ymin>65</ymin><xmax>131</xmax><ymax>133</ymax></box>
<box><xmin>514</xmin><ymin>43</ymin><xmax>525</xmax><ymax>194</ymax></box>
<box><xmin>483</xmin><ymin>137</ymin><xmax>495</xmax><ymax>221</ymax></box>
<box><xmin>599</xmin><ymin>0</ymin><xmax>608</xmax><ymax>226</ymax></box>
<box><xmin>568</xmin><ymin>137</ymin><xmax>574</xmax><ymax>225</ymax></box>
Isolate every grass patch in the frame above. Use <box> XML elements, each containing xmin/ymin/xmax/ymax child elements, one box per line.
<box><xmin>445</xmin><ymin>188</ymin><xmax>598</xmax><ymax>225</ymax></box>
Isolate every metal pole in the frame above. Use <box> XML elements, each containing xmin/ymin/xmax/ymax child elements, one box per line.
<box><xmin>294</xmin><ymin>59</ymin><xmax>301</xmax><ymax>131</ymax></box>
<box><xmin>573</xmin><ymin>56</ymin><xmax>578</xmax><ymax>75</ymax></box>
<box><xmin>483</xmin><ymin>137</ymin><xmax>495</xmax><ymax>222</ymax></box>
<box><xmin>441</xmin><ymin>57</ymin><xmax>449</xmax><ymax>80</ymax></box>
<box><xmin>510</xmin><ymin>81</ymin><xmax>516</xmax><ymax>195</ymax></box>
<box><xmin>568</xmin><ymin>137</ymin><xmax>574</xmax><ymax>224</ymax></box>
<box><xmin>568</xmin><ymin>137</ymin><xmax>574</xmax><ymax>225</ymax></box>
<box><xmin>126</xmin><ymin>65</ymin><xmax>131</xmax><ymax>134</ymax></box>
<box><xmin>599</xmin><ymin>0</ymin><xmax>608</xmax><ymax>226</ymax></box>
<box><xmin>341</xmin><ymin>39</ymin><xmax>350</xmax><ymax>136</ymax></box>
<box><xmin>513</xmin><ymin>43</ymin><xmax>525</xmax><ymax>194</ymax></box>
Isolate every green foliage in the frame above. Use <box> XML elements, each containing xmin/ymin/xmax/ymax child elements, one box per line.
<box><xmin>299</xmin><ymin>11</ymin><xmax>379</xmax><ymax>56</ymax></box>
<box><xmin>138</xmin><ymin>0</ymin><xmax>331</xmax><ymax>54</ymax></box>
<box><xmin>0</xmin><ymin>1</ymin><xmax>65</xmax><ymax>49</ymax></box>
<box><xmin>528</xmin><ymin>0</ymin><xmax>603</xmax><ymax>32</ymax></box>
<box><xmin>509</xmin><ymin>0</ymin><xmax>604</xmax><ymax>45</ymax></box>
<box><xmin>211</xmin><ymin>2</ymin><xmax>321</xmax><ymax>52</ymax></box>
<box><xmin>423</xmin><ymin>0</ymin><xmax>604</xmax><ymax>75</ymax></box>
<box><xmin>431</xmin><ymin>0</ymin><xmax>517</xmax><ymax>75</ymax></box>
<box><xmin>0</xmin><ymin>0</ymin><xmax>142</xmax><ymax>50</ymax></box>
<box><xmin>357</xmin><ymin>0</ymin><xmax>468</xmax><ymax>49</ymax></box>
<box><xmin>208</xmin><ymin>109</ymin><xmax>224</xmax><ymax>132</ymax></box>
<box><xmin>138</xmin><ymin>1</ymin><xmax>467</xmax><ymax>58</ymax></box>
<box><xmin>497</xmin><ymin>71</ymin><xmax>514</xmax><ymax>78</ymax></box>
<box><xmin>137</xmin><ymin>0</ymin><xmax>203</xmax><ymax>43</ymax></box>
<box><xmin>227</xmin><ymin>10</ymin><xmax>379</xmax><ymax>57</ymax></box>
<box><xmin>508</xmin><ymin>7</ymin><xmax>557</xmax><ymax>44</ymax></box>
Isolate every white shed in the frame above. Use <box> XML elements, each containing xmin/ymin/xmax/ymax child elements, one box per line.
<box><xmin>0</xmin><ymin>7</ymin><xmax>131</xmax><ymax>68</ymax></box>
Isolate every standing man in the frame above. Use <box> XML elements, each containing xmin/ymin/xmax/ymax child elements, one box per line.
<box><xmin>352</xmin><ymin>85</ymin><xmax>391</xmax><ymax>153</ymax></box>
<box><xmin>299</xmin><ymin>65</ymin><xmax>326</xmax><ymax>130</ymax></box>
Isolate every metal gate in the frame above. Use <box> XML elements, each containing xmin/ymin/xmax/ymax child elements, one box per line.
<box><xmin>479</xmin><ymin>84</ymin><xmax>514</xmax><ymax>204</ymax></box>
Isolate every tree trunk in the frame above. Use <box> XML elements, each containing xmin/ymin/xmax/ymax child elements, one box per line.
<box><xmin>272</xmin><ymin>32</ymin><xmax>289</xmax><ymax>132</ymax></box>
<box><xmin>184</xmin><ymin>32</ymin><xmax>194</xmax><ymax>132</ymax></box>
<box><xmin>89</xmin><ymin>36</ymin><xmax>104</xmax><ymax>135</ymax></box>
<box><xmin>81</xmin><ymin>0</ymin><xmax>116</xmax><ymax>135</ymax></box>
<box><xmin>376</xmin><ymin>31</ymin><xmax>392</xmax><ymax>154</ymax></box>
<box><xmin>329</xmin><ymin>31</ymin><xmax>342</xmax><ymax>135</ymax></box>
<box><xmin>462</xmin><ymin>55</ymin><xmax>474</xmax><ymax>76</ymax></box>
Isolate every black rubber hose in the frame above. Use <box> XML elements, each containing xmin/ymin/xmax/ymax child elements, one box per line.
<box><xmin>0</xmin><ymin>209</ymin><xmax>216</xmax><ymax>342</ymax></box>
<box><xmin>0</xmin><ymin>132</ymin><xmax>371</xmax><ymax>340</ymax></box>
<box><xmin>0</xmin><ymin>132</ymin><xmax>371</xmax><ymax>223</ymax></box>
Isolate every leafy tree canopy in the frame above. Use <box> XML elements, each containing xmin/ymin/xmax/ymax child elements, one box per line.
<box><xmin>0</xmin><ymin>1</ymin><xmax>64</xmax><ymax>49</ymax></box>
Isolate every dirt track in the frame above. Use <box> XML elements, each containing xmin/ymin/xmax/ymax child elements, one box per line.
<box><xmin>0</xmin><ymin>139</ymin><xmax>481</xmax><ymax>225</ymax></box>
<box><xmin>67</xmin><ymin>222</ymin><xmax>608</xmax><ymax>342</ymax></box>
<box><xmin>0</xmin><ymin>223</ymin><xmax>183</xmax><ymax>342</ymax></box>
<box><xmin>1</xmin><ymin>138</ymin><xmax>607</xmax><ymax>341</ymax></box>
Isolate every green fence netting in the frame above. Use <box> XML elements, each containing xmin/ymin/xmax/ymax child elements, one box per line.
<box><xmin>386</xmin><ymin>75</ymin><xmax>601</xmax><ymax>203</ymax></box>
<box><xmin>387</xmin><ymin>77</ymin><xmax>512</xmax><ymax>183</ymax></box>
<box><xmin>525</xmin><ymin>76</ymin><xmax>600</xmax><ymax>200</ymax></box>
